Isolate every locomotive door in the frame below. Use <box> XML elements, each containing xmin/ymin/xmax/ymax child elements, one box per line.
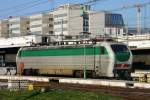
<box><xmin>99</xmin><ymin>46</ymin><xmax>104</xmax><ymax>75</ymax></box>
<box><xmin>95</xmin><ymin>46</ymin><xmax>103</xmax><ymax>76</ymax></box>
<box><xmin>97</xmin><ymin>46</ymin><xmax>107</xmax><ymax>76</ymax></box>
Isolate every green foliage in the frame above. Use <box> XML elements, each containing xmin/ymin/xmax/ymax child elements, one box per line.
<box><xmin>0</xmin><ymin>89</ymin><xmax>122</xmax><ymax>100</ymax></box>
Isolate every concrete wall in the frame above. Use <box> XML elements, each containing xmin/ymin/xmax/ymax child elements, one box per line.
<box><xmin>68</xmin><ymin>9</ymin><xmax>83</xmax><ymax>36</ymax></box>
<box><xmin>30</xmin><ymin>13</ymin><xmax>53</xmax><ymax>35</ymax></box>
<box><xmin>89</xmin><ymin>12</ymin><xmax>105</xmax><ymax>37</ymax></box>
<box><xmin>9</xmin><ymin>17</ymin><xmax>29</xmax><ymax>36</ymax></box>
<box><xmin>53</xmin><ymin>9</ymin><xmax>68</xmax><ymax>36</ymax></box>
<box><xmin>53</xmin><ymin>4</ymin><xmax>85</xmax><ymax>40</ymax></box>
<box><xmin>0</xmin><ymin>20</ymin><xmax>9</xmax><ymax>37</ymax></box>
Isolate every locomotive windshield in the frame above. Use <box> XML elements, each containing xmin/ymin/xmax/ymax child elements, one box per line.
<box><xmin>111</xmin><ymin>44</ymin><xmax>129</xmax><ymax>53</ymax></box>
<box><xmin>111</xmin><ymin>44</ymin><xmax>130</xmax><ymax>62</ymax></box>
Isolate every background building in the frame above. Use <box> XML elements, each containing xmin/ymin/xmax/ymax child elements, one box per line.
<box><xmin>126</xmin><ymin>28</ymin><xmax>150</xmax><ymax>34</ymax></box>
<box><xmin>9</xmin><ymin>17</ymin><xmax>30</xmax><ymax>37</ymax></box>
<box><xmin>0</xmin><ymin>20</ymin><xmax>9</xmax><ymax>38</ymax></box>
<box><xmin>53</xmin><ymin>4</ymin><xmax>124</xmax><ymax>39</ymax></box>
<box><xmin>89</xmin><ymin>11</ymin><xmax>124</xmax><ymax>37</ymax></box>
<box><xmin>30</xmin><ymin>13</ymin><xmax>53</xmax><ymax>35</ymax></box>
<box><xmin>0</xmin><ymin>4</ymin><xmax>125</xmax><ymax>39</ymax></box>
<box><xmin>53</xmin><ymin>4</ymin><xmax>90</xmax><ymax>40</ymax></box>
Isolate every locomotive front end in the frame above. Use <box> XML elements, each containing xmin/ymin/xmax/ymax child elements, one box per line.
<box><xmin>111</xmin><ymin>44</ymin><xmax>132</xmax><ymax>79</ymax></box>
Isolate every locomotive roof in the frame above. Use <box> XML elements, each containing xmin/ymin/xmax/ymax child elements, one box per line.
<box><xmin>22</xmin><ymin>44</ymin><xmax>94</xmax><ymax>50</ymax></box>
<box><xmin>21</xmin><ymin>41</ymin><xmax>126</xmax><ymax>51</ymax></box>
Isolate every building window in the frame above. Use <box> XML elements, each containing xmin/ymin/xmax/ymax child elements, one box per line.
<box><xmin>10</xmin><ymin>27</ymin><xmax>20</xmax><ymax>30</ymax></box>
<box><xmin>54</xmin><ymin>13</ymin><xmax>67</xmax><ymax>18</ymax></box>
<box><xmin>83</xmin><ymin>19</ymin><xmax>89</xmax><ymax>26</ymax></box>
<box><xmin>30</xmin><ymin>24</ymin><xmax>42</xmax><ymax>28</ymax></box>
<box><xmin>54</xmin><ymin>20</ymin><xmax>67</xmax><ymax>25</ymax></box>
<box><xmin>83</xmin><ymin>13</ymin><xmax>89</xmax><ymax>32</ymax></box>
<box><xmin>63</xmin><ymin>20</ymin><xmax>68</xmax><ymax>24</ymax></box>
<box><xmin>49</xmin><ymin>24</ymin><xmax>53</xmax><ymax>27</ymax></box>
<box><xmin>26</xmin><ymin>21</ymin><xmax>30</xmax><ymax>24</ymax></box>
<box><xmin>109</xmin><ymin>29</ymin><xmax>112</xmax><ymax>35</ymax></box>
<box><xmin>49</xmin><ymin>31</ymin><xmax>53</xmax><ymax>34</ymax></box>
<box><xmin>105</xmin><ymin>14</ymin><xmax>124</xmax><ymax>27</ymax></box>
<box><xmin>31</xmin><ymin>31</ymin><xmax>42</xmax><ymax>35</ymax></box>
<box><xmin>9</xmin><ymin>30</ymin><xmax>12</xmax><ymax>33</ymax></box>
<box><xmin>54</xmin><ymin>21</ymin><xmax>61</xmax><ymax>25</ymax></box>
<box><xmin>54</xmin><ymin>28</ymin><xmax>67</xmax><ymax>32</ymax></box>
<box><xmin>49</xmin><ymin>18</ymin><xmax>53</xmax><ymax>21</ymax></box>
<box><xmin>63</xmin><ymin>28</ymin><xmax>67</xmax><ymax>31</ymax></box>
<box><xmin>118</xmin><ymin>29</ymin><xmax>120</xmax><ymax>34</ymax></box>
<box><xmin>83</xmin><ymin>26</ymin><xmax>89</xmax><ymax>32</ymax></box>
<box><xmin>27</xmin><ymin>27</ymin><xmax>30</xmax><ymax>30</ymax></box>
<box><xmin>9</xmin><ymin>21</ymin><xmax>20</xmax><ymax>25</ymax></box>
<box><xmin>30</xmin><ymin>18</ymin><xmax>42</xmax><ymax>22</ymax></box>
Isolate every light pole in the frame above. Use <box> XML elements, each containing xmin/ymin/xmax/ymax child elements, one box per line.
<box><xmin>81</xmin><ymin>6</ymin><xmax>87</xmax><ymax>79</ymax></box>
<box><xmin>83</xmin><ymin>34</ymin><xmax>86</xmax><ymax>79</ymax></box>
<box><xmin>61</xmin><ymin>19</ymin><xmax>63</xmax><ymax>44</ymax></box>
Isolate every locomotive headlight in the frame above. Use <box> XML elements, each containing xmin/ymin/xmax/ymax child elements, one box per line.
<box><xmin>116</xmin><ymin>64</ymin><xmax>129</xmax><ymax>68</ymax></box>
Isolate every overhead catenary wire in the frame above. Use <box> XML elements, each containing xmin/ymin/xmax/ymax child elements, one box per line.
<box><xmin>109</xmin><ymin>1</ymin><xmax>150</xmax><ymax>12</ymax></box>
<box><xmin>0</xmin><ymin>0</ymin><xmax>149</xmax><ymax>28</ymax></box>
<box><xmin>0</xmin><ymin>0</ymin><xmax>47</xmax><ymax>12</ymax></box>
<box><xmin>0</xmin><ymin>0</ymin><xmax>149</xmax><ymax>20</ymax></box>
<box><xmin>0</xmin><ymin>0</ymin><xmax>52</xmax><ymax>19</ymax></box>
<box><xmin>81</xmin><ymin>0</ymin><xmax>107</xmax><ymax>5</ymax></box>
<box><xmin>106</xmin><ymin>1</ymin><xmax>150</xmax><ymax>29</ymax></box>
<box><xmin>0</xmin><ymin>0</ymin><xmax>109</xmax><ymax>19</ymax></box>
<box><xmin>18</xmin><ymin>3</ymin><xmax>149</xmax><ymax>28</ymax></box>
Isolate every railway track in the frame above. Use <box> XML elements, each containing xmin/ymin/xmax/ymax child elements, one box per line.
<box><xmin>33</xmin><ymin>82</ymin><xmax>150</xmax><ymax>100</ymax></box>
<box><xmin>1</xmin><ymin>75</ymin><xmax>150</xmax><ymax>99</ymax></box>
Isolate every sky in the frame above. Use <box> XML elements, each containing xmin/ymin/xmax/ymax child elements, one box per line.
<box><xmin>0</xmin><ymin>0</ymin><xmax>149</xmax><ymax>28</ymax></box>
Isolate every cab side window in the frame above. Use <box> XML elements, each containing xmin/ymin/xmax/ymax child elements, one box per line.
<box><xmin>100</xmin><ymin>46</ymin><xmax>105</xmax><ymax>54</ymax></box>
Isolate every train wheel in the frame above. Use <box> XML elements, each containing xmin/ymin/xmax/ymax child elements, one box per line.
<box><xmin>33</xmin><ymin>69</ymin><xmax>39</xmax><ymax>76</ymax></box>
<box><xmin>124</xmin><ymin>71</ymin><xmax>132</xmax><ymax>80</ymax></box>
<box><xmin>23</xmin><ymin>69</ymin><xmax>31</xmax><ymax>76</ymax></box>
<box><xmin>113</xmin><ymin>70</ymin><xmax>119</xmax><ymax>79</ymax></box>
<box><xmin>93</xmin><ymin>72</ymin><xmax>97</xmax><ymax>78</ymax></box>
<box><xmin>117</xmin><ymin>71</ymin><xmax>132</xmax><ymax>80</ymax></box>
<box><xmin>24</xmin><ymin>69</ymin><xmax>39</xmax><ymax>76</ymax></box>
<box><xmin>74</xmin><ymin>71</ymin><xmax>83</xmax><ymax>78</ymax></box>
<box><xmin>88</xmin><ymin>71</ymin><xmax>97</xmax><ymax>78</ymax></box>
<box><xmin>118</xmin><ymin>72</ymin><xmax>125</xmax><ymax>79</ymax></box>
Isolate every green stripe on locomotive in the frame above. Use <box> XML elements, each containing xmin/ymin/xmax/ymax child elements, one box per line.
<box><xmin>19</xmin><ymin>46</ymin><xmax>108</xmax><ymax>57</ymax></box>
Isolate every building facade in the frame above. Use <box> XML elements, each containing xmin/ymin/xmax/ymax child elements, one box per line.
<box><xmin>53</xmin><ymin>4</ymin><xmax>124</xmax><ymax>39</ymax></box>
<box><xmin>0</xmin><ymin>20</ymin><xmax>9</xmax><ymax>38</ymax></box>
<box><xmin>53</xmin><ymin>4</ymin><xmax>90</xmax><ymax>40</ymax></box>
<box><xmin>9</xmin><ymin>17</ymin><xmax>30</xmax><ymax>37</ymax></box>
<box><xmin>127</xmin><ymin>28</ymin><xmax>150</xmax><ymax>34</ymax></box>
<box><xmin>30</xmin><ymin>13</ymin><xmax>53</xmax><ymax>35</ymax></box>
<box><xmin>0</xmin><ymin>4</ymin><xmax>125</xmax><ymax>39</ymax></box>
<box><xmin>89</xmin><ymin>11</ymin><xmax>124</xmax><ymax>37</ymax></box>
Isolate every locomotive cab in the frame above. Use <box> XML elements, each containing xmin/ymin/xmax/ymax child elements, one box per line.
<box><xmin>111</xmin><ymin>44</ymin><xmax>132</xmax><ymax>79</ymax></box>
